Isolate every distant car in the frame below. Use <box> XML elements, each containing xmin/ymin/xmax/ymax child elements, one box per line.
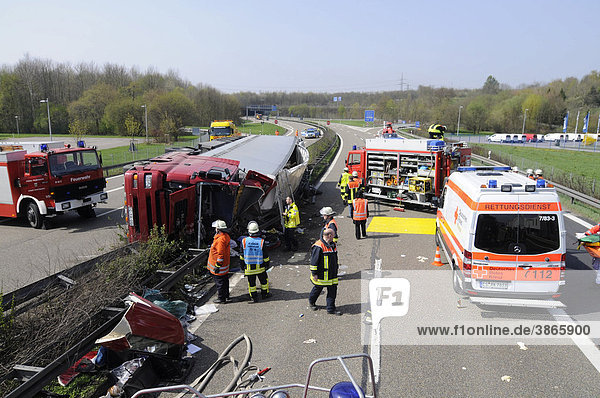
<box><xmin>304</xmin><ymin>127</ymin><xmax>319</xmax><ymax>138</ymax></box>
<box><xmin>512</xmin><ymin>135</ymin><xmax>523</xmax><ymax>143</ymax></box>
<box><xmin>488</xmin><ymin>133</ymin><xmax>512</xmax><ymax>143</ymax></box>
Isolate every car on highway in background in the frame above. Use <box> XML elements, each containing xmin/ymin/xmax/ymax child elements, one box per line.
<box><xmin>304</xmin><ymin>127</ymin><xmax>320</xmax><ymax>138</ymax></box>
<box><xmin>487</xmin><ymin>133</ymin><xmax>512</xmax><ymax>143</ymax></box>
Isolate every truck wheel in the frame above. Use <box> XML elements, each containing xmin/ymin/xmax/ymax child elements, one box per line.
<box><xmin>452</xmin><ymin>266</ymin><xmax>465</xmax><ymax>295</ymax></box>
<box><xmin>26</xmin><ymin>202</ymin><xmax>44</xmax><ymax>229</ymax></box>
<box><xmin>77</xmin><ymin>205</ymin><xmax>96</xmax><ymax>218</ymax></box>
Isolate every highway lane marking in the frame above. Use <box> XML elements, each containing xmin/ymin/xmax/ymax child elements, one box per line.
<box><xmin>550</xmin><ymin>212</ymin><xmax>600</xmax><ymax>374</ymax></box>
<box><xmin>188</xmin><ymin>273</ymin><xmax>245</xmax><ymax>335</ymax></box>
<box><xmin>96</xmin><ymin>207</ymin><xmax>123</xmax><ymax>217</ymax></box>
<box><xmin>106</xmin><ymin>186</ymin><xmax>124</xmax><ymax>194</ymax></box>
<box><xmin>106</xmin><ymin>175</ymin><xmax>123</xmax><ymax>181</ymax></box>
<box><xmin>370</xmin><ymin>258</ymin><xmax>383</xmax><ymax>384</ymax></box>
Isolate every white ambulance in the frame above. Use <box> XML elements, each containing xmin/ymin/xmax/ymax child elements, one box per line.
<box><xmin>436</xmin><ymin>166</ymin><xmax>566</xmax><ymax>303</ymax></box>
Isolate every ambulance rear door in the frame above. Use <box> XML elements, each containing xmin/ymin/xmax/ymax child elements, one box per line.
<box><xmin>512</xmin><ymin>193</ymin><xmax>564</xmax><ymax>295</ymax></box>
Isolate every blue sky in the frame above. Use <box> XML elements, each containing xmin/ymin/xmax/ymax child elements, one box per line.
<box><xmin>2</xmin><ymin>0</ymin><xmax>599</xmax><ymax>93</ymax></box>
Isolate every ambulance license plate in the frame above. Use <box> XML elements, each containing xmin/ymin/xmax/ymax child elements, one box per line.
<box><xmin>480</xmin><ymin>280</ymin><xmax>509</xmax><ymax>289</ymax></box>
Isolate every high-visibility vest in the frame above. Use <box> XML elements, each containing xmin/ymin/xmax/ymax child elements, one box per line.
<box><xmin>346</xmin><ymin>180</ymin><xmax>361</xmax><ymax>204</ymax></box>
<box><xmin>586</xmin><ymin>223</ymin><xmax>600</xmax><ymax>236</ymax></box>
<box><xmin>207</xmin><ymin>232</ymin><xmax>231</xmax><ymax>276</ymax></box>
<box><xmin>310</xmin><ymin>239</ymin><xmax>339</xmax><ymax>286</ymax></box>
<box><xmin>241</xmin><ymin>236</ymin><xmax>269</xmax><ymax>275</ymax></box>
<box><xmin>353</xmin><ymin>198</ymin><xmax>368</xmax><ymax>221</ymax></box>
<box><xmin>339</xmin><ymin>172</ymin><xmax>350</xmax><ymax>196</ymax></box>
<box><xmin>284</xmin><ymin>202</ymin><xmax>300</xmax><ymax>228</ymax></box>
<box><xmin>324</xmin><ymin>217</ymin><xmax>339</xmax><ymax>242</ymax></box>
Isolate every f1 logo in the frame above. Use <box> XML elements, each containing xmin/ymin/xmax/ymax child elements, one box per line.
<box><xmin>369</xmin><ymin>278</ymin><xmax>410</xmax><ymax>326</ymax></box>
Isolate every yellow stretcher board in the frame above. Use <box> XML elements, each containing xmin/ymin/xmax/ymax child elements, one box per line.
<box><xmin>366</xmin><ymin>217</ymin><xmax>436</xmax><ymax>235</ymax></box>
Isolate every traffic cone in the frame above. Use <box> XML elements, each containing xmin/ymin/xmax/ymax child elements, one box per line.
<box><xmin>432</xmin><ymin>246</ymin><xmax>444</xmax><ymax>266</ymax></box>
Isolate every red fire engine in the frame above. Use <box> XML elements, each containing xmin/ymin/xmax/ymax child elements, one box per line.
<box><xmin>0</xmin><ymin>141</ymin><xmax>107</xmax><ymax>228</ymax></box>
<box><xmin>346</xmin><ymin>137</ymin><xmax>471</xmax><ymax>208</ymax></box>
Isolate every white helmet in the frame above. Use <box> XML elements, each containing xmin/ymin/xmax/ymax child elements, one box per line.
<box><xmin>526</xmin><ymin>168</ymin><xmax>533</xmax><ymax>174</ymax></box>
<box><xmin>343</xmin><ymin>167</ymin><xmax>349</xmax><ymax>172</ymax></box>
<box><xmin>535</xmin><ymin>169</ymin><xmax>543</xmax><ymax>175</ymax></box>
<box><xmin>212</xmin><ymin>220</ymin><xmax>227</xmax><ymax>230</ymax></box>
<box><xmin>320</xmin><ymin>206</ymin><xmax>335</xmax><ymax>216</ymax></box>
<box><xmin>352</xmin><ymin>171</ymin><xmax>358</xmax><ymax>177</ymax></box>
<box><xmin>247</xmin><ymin>221</ymin><xmax>259</xmax><ymax>234</ymax></box>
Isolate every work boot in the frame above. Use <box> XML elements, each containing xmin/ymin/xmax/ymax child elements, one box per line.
<box><xmin>262</xmin><ymin>291</ymin><xmax>272</xmax><ymax>299</ymax></box>
<box><xmin>327</xmin><ymin>310</ymin><xmax>343</xmax><ymax>316</ymax></box>
<box><xmin>248</xmin><ymin>294</ymin><xmax>259</xmax><ymax>303</ymax></box>
<box><xmin>214</xmin><ymin>298</ymin><xmax>226</xmax><ymax>304</ymax></box>
<box><xmin>309</xmin><ymin>302</ymin><xmax>318</xmax><ymax>311</ymax></box>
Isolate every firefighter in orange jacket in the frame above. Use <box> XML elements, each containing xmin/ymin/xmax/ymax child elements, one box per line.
<box><xmin>352</xmin><ymin>191</ymin><xmax>369</xmax><ymax>239</ymax></box>
<box><xmin>309</xmin><ymin>228</ymin><xmax>341</xmax><ymax>315</ymax></box>
<box><xmin>207</xmin><ymin>220</ymin><xmax>231</xmax><ymax>304</ymax></box>
<box><xmin>319</xmin><ymin>206</ymin><xmax>338</xmax><ymax>243</ymax></box>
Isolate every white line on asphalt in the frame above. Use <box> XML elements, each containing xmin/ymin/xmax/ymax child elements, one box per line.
<box><xmin>315</xmin><ymin>134</ymin><xmax>344</xmax><ymax>190</ymax></box>
<box><xmin>548</xmin><ymin>308</ymin><xmax>600</xmax><ymax>373</ymax></box>
<box><xmin>564</xmin><ymin>212</ymin><xmax>593</xmax><ymax>229</ymax></box>
<box><xmin>106</xmin><ymin>186</ymin><xmax>124</xmax><ymax>194</ymax></box>
<box><xmin>549</xmin><ymin>212</ymin><xmax>600</xmax><ymax>373</ymax></box>
<box><xmin>96</xmin><ymin>207</ymin><xmax>123</xmax><ymax>217</ymax></box>
<box><xmin>370</xmin><ymin>257</ymin><xmax>383</xmax><ymax>384</ymax></box>
<box><xmin>188</xmin><ymin>273</ymin><xmax>245</xmax><ymax>336</ymax></box>
<box><xmin>106</xmin><ymin>175</ymin><xmax>123</xmax><ymax>181</ymax></box>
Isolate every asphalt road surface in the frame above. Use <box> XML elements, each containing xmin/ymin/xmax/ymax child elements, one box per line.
<box><xmin>165</xmin><ymin>122</ymin><xmax>600</xmax><ymax>397</ymax></box>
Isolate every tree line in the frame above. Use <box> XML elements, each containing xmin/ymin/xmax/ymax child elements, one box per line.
<box><xmin>2</xmin><ymin>55</ymin><xmax>600</xmax><ymax>138</ymax></box>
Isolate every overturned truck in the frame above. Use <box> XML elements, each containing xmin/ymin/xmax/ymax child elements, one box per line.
<box><xmin>124</xmin><ymin>135</ymin><xmax>309</xmax><ymax>246</ymax></box>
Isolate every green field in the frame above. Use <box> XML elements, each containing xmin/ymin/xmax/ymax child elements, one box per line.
<box><xmin>471</xmin><ymin>143</ymin><xmax>600</xmax><ymax>199</ymax></box>
<box><xmin>238</xmin><ymin>122</ymin><xmax>285</xmax><ymax>135</ymax></box>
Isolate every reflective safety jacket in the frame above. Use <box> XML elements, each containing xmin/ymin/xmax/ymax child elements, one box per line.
<box><xmin>352</xmin><ymin>198</ymin><xmax>368</xmax><ymax>221</ymax></box>
<box><xmin>310</xmin><ymin>238</ymin><xmax>339</xmax><ymax>286</ymax></box>
<box><xmin>322</xmin><ymin>217</ymin><xmax>339</xmax><ymax>242</ymax></box>
<box><xmin>240</xmin><ymin>236</ymin><xmax>270</xmax><ymax>275</ymax></box>
<box><xmin>284</xmin><ymin>202</ymin><xmax>300</xmax><ymax>228</ymax></box>
<box><xmin>207</xmin><ymin>232</ymin><xmax>231</xmax><ymax>276</ymax></box>
<box><xmin>586</xmin><ymin>223</ymin><xmax>600</xmax><ymax>236</ymax></box>
<box><xmin>346</xmin><ymin>180</ymin><xmax>361</xmax><ymax>204</ymax></box>
<box><xmin>339</xmin><ymin>172</ymin><xmax>351</xmax><ymax>194</ymax></box>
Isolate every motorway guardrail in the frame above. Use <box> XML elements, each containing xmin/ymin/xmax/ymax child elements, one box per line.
<box><xmin>472</xmin><ymin>153</ymin><xmax>600</xmax><ymax>210</ymax></box>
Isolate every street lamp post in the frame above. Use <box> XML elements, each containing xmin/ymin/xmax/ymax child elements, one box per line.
<box><xmin>457</xmin><ymin>105</ymin><xmax>463</xmax><ymax>136</ymax></box>
<box><xmin>15</xmin><ymin>115</ymin><xmax>19</xmax><ymax>138</ymax></box>
<box><xmin>141</xmin><ymin>104</ymin><xmax>148</xmax><ymax>143</ymax></box>
<box><xmin>521</xmin><ymin>108</ymin><xmax>528</xmax><ymax>136</ymax></box>
<box><xmin>40</xmin><ymin>98</ymin><xmax>52</xmax><ymax>141</ymax></box>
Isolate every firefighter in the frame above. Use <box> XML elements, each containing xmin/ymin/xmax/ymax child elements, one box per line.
<box><xmin>337</xmin><ymin>167</ymin><xmax>351</xmax><ymax>206</ymax></box>
<box><xmin>320</xmin><ymin>206</ymin><xmax>338</xmax><ymax>243</ymax></box>
<box><xmin>352</xmin><ymin>191</ymin><xmax>369</xmax><ymax>239</ymax></box>
<box><xmin>526</xmin><ymin>168</ymin><xmax>535</xmax><ymax>179</ymax></box>
<box><xmin>283</xmin><ymin>196</ymin><xmax>300</xmax><ymax>251</ymax></box>
<box><xmin>207</xmin><ymin>220</ymin><xmax>231</xmax><ymax>304</ymax></box>
<box><xmin>309</xmin><ymin>228</ymin><xmax>342</xmax><ymax>315</ymax></box>
<box><xmin>346</xmin><ymin>174</ymin><xmax>361</xmax><ymax>218</ymax></box>
<box><xmin>428</xmin><ymin>124</ymin><xmax>446</xmax><ymax>140</ymax></box>
<box><xmin>240</xmin><ymin>221</ymin><xmax>272</xmax><ymax>302</ymax></box>
<box><xmin>535</xmin><ymin>169</ymin><xmax>544</xmax><ymax>180</ymax></box>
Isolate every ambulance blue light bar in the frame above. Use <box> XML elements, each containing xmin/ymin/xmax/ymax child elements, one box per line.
<box><xmin>457</xmin><ymin>166</ymin><xmax>511</xmax><ymax>172</ymax></box>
